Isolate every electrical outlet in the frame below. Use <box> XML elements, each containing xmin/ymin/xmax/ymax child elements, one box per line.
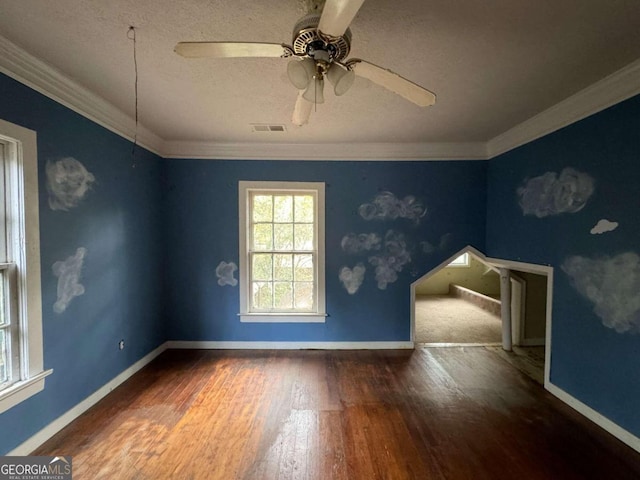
<box><xmin>119</xmin><ymin>340</ymin><xmax>125</xmax><ymax>350</ymax></box>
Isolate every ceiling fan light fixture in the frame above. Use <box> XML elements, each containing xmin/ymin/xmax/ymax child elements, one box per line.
<box><xmin>327</xmin><ymin>64</ymin><xmax>355</xmax><ymax>96</ymax></box>
<box><xmin>292</xmin><ymin>92</ymin><xmax>313</xmax><ymax>126</ymax></box>
<box><xmin>175</xmin><ymin>0</ymin><xmax>436</xmax><ymax>127</ymax></box>
<box><xmin>302</xmin><ymin>76</ymin><xmax>325</xmax><ymax>104</ymax></box>
<box><xmin>287</xmin><ymin>58</ymin><xmax>316</xmax><ymax>90</ymax></box>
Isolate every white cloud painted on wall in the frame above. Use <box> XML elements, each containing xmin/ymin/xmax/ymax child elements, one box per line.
<box><xmin>339</xmin><ymin>263</ymin><xmax>366</xmax><ymax>294</ymax></box>
<box><xmin>46</xmin><ymin>157</ymin><xmax>96</xmax><ymax>211</ymax></box>
<box><xmin>52</xmin><ymin>247</ymin><xmax>87</xmax><ymax>314</ymax></box>
<box><xmin>216</xmin><ymin>261</ymin><xmax>238</xmax><ymax>286</ymax></box>
<box><xmin>359</xmin><ymin>191</ymin><xmax>426</xmax><ymax>224</ymax></box>
<box><xmin>369</xmin><ymin>230</ymin><xmax>411</xmax><ymax>289</ymax></box>
<box><xmin>341</xmin><ymin>233</ymin><xmax>381</xmax><ymax>254</ymax></box>
<box><xmin>590</xmin><ymin>219</ymin><xmax>619</xmax><ymax>235</ymax></box>
<box><xmin>517</xmin><ymin>167</ymin><xmax>594</xmax><ymax>218</ymax></box>
<box><xmin>562</xmin><ymin>252</ymin><xmax>640</xmax><ymax>334</ymax></box>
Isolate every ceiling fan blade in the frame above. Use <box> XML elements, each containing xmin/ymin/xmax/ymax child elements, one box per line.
<box><xmin>174</xmin><ymin>42</ymin><xmax>290</xmax><ymax>58</ymax></box>
<box><xmin>318</xmin><ymin>0</ymin><xmax>366</xmax><ymax>37</ymax></box>
<box><xmin>292</xmin><ymin>92</ymin><xmax>313</xmax><ymax>126</ymax></box>
<box><xmin>349</xmin><ymin>60</ymin><xmax>436</xmax><ymax>107</ymax></box>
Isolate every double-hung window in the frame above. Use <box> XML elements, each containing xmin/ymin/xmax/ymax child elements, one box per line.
<box><xmin>239</xmin><ymin>181</ymin><xmax>326</xmax><ymax>322</ymax></box>
<box><xmin>0</xmin><ymin>119</ymin><xmax>50</xmax><ymax>414</ymax></box>
<box><xmin>0</xmin><ymin>142</ymin><xmax>17</xmax><ymax>388</ymax></box>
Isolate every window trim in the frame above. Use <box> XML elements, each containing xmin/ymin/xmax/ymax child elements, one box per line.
<box><xmin>0</xmin><ymin>118</ymin><xmax>52</xmax><ymax>414</ymax></box>
<box><xmin>238</xmin><ymin>181</ymin><xmax>326</xmax><ymax>323</ymax></box>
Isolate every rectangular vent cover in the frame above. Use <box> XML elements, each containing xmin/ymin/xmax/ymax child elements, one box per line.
<box><xmin>251</xmin><ymin>124</ymin><xmax>287</xmax><ymax>133</ymax></box>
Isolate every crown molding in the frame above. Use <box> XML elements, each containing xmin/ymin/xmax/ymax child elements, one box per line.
<box><xmin>1</xmin><ymin>34</ymin><xmax>638</xmax><ymax>161</ymax></box>
<box><xmin>0</xmin><ymin>35</ymin><xmax>164</xmax><ymax>156</ymax></box>
<box><xmin>487</xmin><ymin>58</ymin><xmax>640</xmax><ymax>158</ymax></box>
<box><xmin>161</xmin><ymin>140</ymin><xmax>487</xmax><ymax>161</ymax></box>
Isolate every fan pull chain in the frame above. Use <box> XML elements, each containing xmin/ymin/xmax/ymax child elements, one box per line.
<box><xmin>127</xmin><ymin>26</ymin><xmax>139</xmax><ymax>167</ymax></box>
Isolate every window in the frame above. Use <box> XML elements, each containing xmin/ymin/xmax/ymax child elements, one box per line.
<box><xmin>448</xmin><ymin>252</ymin><xmax>470</xmax><ymax>267</ymax></box>
<box><xmin>239</xmin><ymin>181</ymin><xmax>325</xmax><ymax>322</ymax></box>
<box><xmin>0</xmin><ymin>119</ymin><xmax>51</xmax><ymax>414</ymax></box>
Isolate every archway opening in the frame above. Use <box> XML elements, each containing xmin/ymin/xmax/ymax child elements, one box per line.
<box><xmin>410</xmin><ymin>246</ymin><xmax>553</xmax><ymax>386</ymax></box>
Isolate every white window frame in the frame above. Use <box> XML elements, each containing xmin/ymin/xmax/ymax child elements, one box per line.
<box><xmin>448</xmin><ymin>252</ymin><xmax>470</xmax><ymax>268</ymax></box>
<box><xmin>0</xmin><ymin>118</ymin><xmax>52</xmax><ymax>414</ymax></box>
<box><xmin>239</xmin><ymin>181</ymin><xmax>326</xmax><ymax>323</ymax></box>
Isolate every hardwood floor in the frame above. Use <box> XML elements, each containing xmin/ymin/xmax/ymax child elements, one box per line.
<box><xmin>33</xmin><ymin>347</ymin><xmax>640</xmax><ymax>479</ymax></box>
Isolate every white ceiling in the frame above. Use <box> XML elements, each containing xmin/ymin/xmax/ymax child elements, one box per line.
<box><xmin>1</xmin><ymin>0</ymin><xmax>639</xmax><ymax>158</ymax></box>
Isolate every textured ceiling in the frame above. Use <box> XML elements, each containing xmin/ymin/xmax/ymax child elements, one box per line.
<box><xmin>1</xmin><ymin>0</ymin><xmax>639</xmax><ymax>149</ymax></box>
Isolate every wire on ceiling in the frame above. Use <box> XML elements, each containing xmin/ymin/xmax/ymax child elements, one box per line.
<box><xmin>127</xmin><ymin>26</ymin><xmax>139</xmax><ymax>167</ymax></box>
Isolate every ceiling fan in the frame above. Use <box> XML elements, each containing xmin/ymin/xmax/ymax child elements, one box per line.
<box><xmin>174</xmin><ymin>0</ymin><xmax>436</xmax><ymax>126</ymax></box>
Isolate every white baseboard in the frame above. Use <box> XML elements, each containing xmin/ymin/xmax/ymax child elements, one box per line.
<box><xmin>8</xmin><ymin>342</ymin><xmax>169</xmax><ymax>456</ymax></box>
<box><xmin>166</xmin><ymin>340</ymin><xmax>414</xmax><ymax>350</ymax></box>
<box><xmin>546</xmin><ymin>382</ymin><xmax>640</xmax><ymax>454</ymax></box>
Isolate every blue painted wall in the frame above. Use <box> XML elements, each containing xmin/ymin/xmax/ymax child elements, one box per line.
<box><xmin>0</xmin><ymin>73</ymin><xmax>166</xmax><ymax>454</ymax></box>
<box><xmin>486</xmin><ymin>94</ymin><xmax>640</xmax><ymax>437</ymax></box>
<box><xmin>163</xmin><ymin>159</ymin><xmax>487</xmax><ymax>342</ymax></box>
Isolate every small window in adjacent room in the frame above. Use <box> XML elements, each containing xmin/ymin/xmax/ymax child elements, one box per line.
<box><xmin>239</xmin><ymin>181</ymin><xmax>326</xmax><ymax>322</ymax></box>
<box><xmin>0</xmin><ymin>119</ymin><xmax>51</xmax><ymax>414</ymax></box>
<box><xmin>448</xmin><ymin>252</ymin><xmax>470</xmax><ymax>267</ymax></box>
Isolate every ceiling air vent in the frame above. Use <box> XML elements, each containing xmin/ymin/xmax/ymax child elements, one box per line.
<box><xmin>251</xmin><ymin>124</ymin><xmax>287</xmax><ymax>133</ymax></box>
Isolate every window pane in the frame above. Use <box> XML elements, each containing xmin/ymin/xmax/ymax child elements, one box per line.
<box><xmin>294</xmin><ymin>224</ymin><xmax>314</xmax><ymax>251</ymax></box>
<box><xmin>0</xmin><ymin>275</ymin><xmax>5</xmax><ymax>327</ymax></box>
<box><xmin>252</xmin><ymin>254</ymin><xmax>273</xmax><ymax>281</ymax></box>
<box><xmin>253</xmin><ymin>195</ymin><xmax>273</xmax><ymax>222</ymax></box>
<box><xmin>274</xmin><ymin>282</ymin><xmax>293</xmax><ymax>309</ymax></box>
<box><xmin>294</xmin><ymin>254</ymin><xmax>314</xmax><ymax>282</ymax></box>
<box><xmin>274</xmin><ymin>254</ymin><xmax>293</xmax><ymax>281</ymax></box>
<box><xmin>0</xmin><ymin>329</ymin><xmax>7</xmax><ymax>384</ymax></box>
<box><xmin>294</xmin><ymin>282</ymin><xmax>314</xmax><ymax>309</ymax></box>
<box><xmin>294</xmin><ymin>195</ymin><xmax>314</xmax><ymax>222</ymax></box>
<box><xmin>252</xmin><ymin>282</ymin><xmax>273</xmax><ymax>310</ymax></box>
<box><xmin>274</xmin><ymin>196</ymin><xmax>293</xmax><ymax>222</ymax></box>
<box><xmin>274</xmin><ymin>224</ymin><xmax>293</xmax><ymax>250</ymax></box>
<box><xmin>448</xmin><ymin>253</ymin><xmax>469</xmax><ymax>266</ymax></box>
<box><xmin>252</xmin><ymin>224</ymin><xmax>272</xmax><ymax>250</ymax></box>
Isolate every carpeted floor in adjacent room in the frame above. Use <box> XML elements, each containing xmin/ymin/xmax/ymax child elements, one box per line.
<box><xmin>415</xmin><ymin>295</ymin><xmax>502</xmax><ymax>344</ymax></box>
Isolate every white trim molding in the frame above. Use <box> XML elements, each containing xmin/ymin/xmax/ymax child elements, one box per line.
<box><xmin>0</xmin><ymin>370</ymin><xmax>53</xmax><ymax>416</ymax></box>
<box><xmin>547</xmin><ymin>382</ymin><xmax>640</xmax><ymax>454</ymax></box>
<box><xmin>166</xmin><ymin>341</ymin><xmax>414</xmax><ymax>350</ymax></box>
<box><xmin>487</xmin><ymin>58</ymin><xmax>640</xmax><ymax>158</ymax></box>
<box><xmin>8</xmin><ymin>343</ymin><xmax>168</xmax><ymax>456</ymax></box>
<box><xmin>161</xmin><ymin>141</ymin><xmax>488</xmax><ymax>161</ymax></box>
<box><xmin>0</xmin><ymin>35</ymin><xmax>163</xmax><ymax>156</ymax></box>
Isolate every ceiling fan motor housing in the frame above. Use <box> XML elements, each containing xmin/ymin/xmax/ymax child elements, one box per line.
<box><xmin>292</xmin><ymin>13</ymin><xmax>351</xmax><ymax>62</ymax></box>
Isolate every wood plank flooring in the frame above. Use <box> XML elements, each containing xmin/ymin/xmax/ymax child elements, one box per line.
<box><xmin>33</xmin><ymin>347</ymin><xmax>640</xmax><ymax>479</ymax></box>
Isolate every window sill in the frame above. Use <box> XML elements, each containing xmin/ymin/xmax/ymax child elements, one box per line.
<box><xmin>0</xmin><ymin>369</ymin><xmax>53</xmax><ymax>415</ymax></box>
<box><xmin>239</xmin><ymin>313</ymin><xmax>327</xmax><ymax>323</ymax></box>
